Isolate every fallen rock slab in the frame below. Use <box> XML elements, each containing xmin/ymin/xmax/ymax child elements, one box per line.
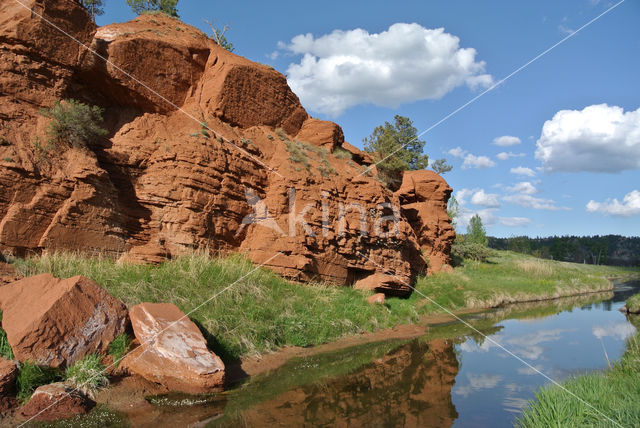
<box><xmin>0</xmin><ymin>274</ymin><xmax>128</xmax><ymax>368</ymax></box>
<box><xmin>20</xmin><ymin>382</ymin><xmax>94</xmax><ymax>421</ymax></box>
<box><xmin>354</xmin><ymin>272</ymin><xmax>409</xmax><ymax>295</ymax></box>
<box><xmin>121</xmin><ymin>303</ymin><xmax>225</xmax><ymax>394</ymax></box>
<box><xmin>366</xmin><ymin>293</ymin><xmax>386</xmax><ymax>305</ymax></box>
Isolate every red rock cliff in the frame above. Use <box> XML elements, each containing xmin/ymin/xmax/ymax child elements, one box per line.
<box><xmin>0</xmin><ymin>0</ymin><xmax>454</xmax><ymax>295</ymax></box>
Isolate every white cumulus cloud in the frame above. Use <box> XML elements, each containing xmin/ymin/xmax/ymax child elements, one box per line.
<box><xmin>505</xmin><ymin>181</ymin><xmax>539</xmax><ymax>195</ymax></box>
<box><xmin>471</xmin><ymin>189</ymin><xmax>501</xmax><ymax>208</ymax></box>
<box><xmin>535</xmin><ymin>104</ymin><xmax>640</xmax><ymax>173</ymax></box>
<box><xmin>458</xmin><ymin>208</ymin><xmax>497</xmax><ymax>229</ymax></box>
<box><xmin>463</xmin><ymin>154</ymin><xmax>496</xmax><ymax>169</ymax></box>
<box><xmin>493</xmin><ymin>135</ymin><xmax>521</xmax><ymax>146</ymax></box>
<box><xmin>503</xmin><ymin>194</ymin><xmax>569</xmax><ymax>211</ymax></box>
<box><xmin>281</xmin><ymin>23</ymin><xmax>493</xmax><ymax>116</ymax></box>
<box><xmin>448</xmin><ymin>147</ymin><xmax>496</xmax><ymax>169</ymax></box>
<box><xmin>510</xmin><ymin>166</ymin><xmax>536</xmax><ymax>177</ymax></box>
<box><xmin>497</xmin><ymin>152</ymin><xmax>525</xmax><ymax>161</ymax></box>
<box><xmin>586</xmin><ymin>190</ymin><xmax>640</xmax><ymax>217</ymax></box>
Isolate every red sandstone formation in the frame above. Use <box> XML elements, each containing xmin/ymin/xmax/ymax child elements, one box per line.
<box><xmin>395</xmin><ymin>170</ymin><xmax>456</xmax><ymax>272</ymax></box>
<box><xmin>0</xmin><ymin>0</ymin><xmax>454</xmax><ymax>295</ymax></box>
<box><xmin>121</xmin><ymin>303</ymin><xmax>226</xmax><ymax>393</ymax></box>
<box><xmin>0</xmin><ymin>274</ymin><xmax>128</xmax><ymax>368</ymax></box>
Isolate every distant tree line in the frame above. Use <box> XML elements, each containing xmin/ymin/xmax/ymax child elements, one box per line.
<box><xmin>488</xmin><ymin>235</ymin><xmax>640</xmax><ymax>267</ymax></box>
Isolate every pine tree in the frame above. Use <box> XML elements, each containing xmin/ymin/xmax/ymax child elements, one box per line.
<box><xmin>363</xmin><ymin>115</ymin><xmax>429</xmax><ymax>189</ymax></box>
<box><xmin>126</xmin><ymin>0</ymin><xmax>179</xmax><ymax>17</ymax></box>
<box><xmin>78</xmin><ymin>0</ymin><xmax>105</xmax><ymax>22</ymax></box>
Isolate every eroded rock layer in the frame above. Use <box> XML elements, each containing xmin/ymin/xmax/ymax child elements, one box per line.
<box><xmin>0</xmin><ymin>0</ymin><xmax>454</xmax><ymax>294</ymax></box>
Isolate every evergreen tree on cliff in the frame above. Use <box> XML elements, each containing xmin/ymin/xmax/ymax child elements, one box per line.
<box><xmin>127</xmin><ymin>0</ymin><xmax>179</xmax><ymax>17</ymax></box>
<box><xmin>77</xmin><ymin>0</ymin><xmax>104</xmax><ymax>22</ymax></box>
<box><xmin>363</xmin><ymin>115</ymin><xmax>430</xmax><ymax>190</ymax></box>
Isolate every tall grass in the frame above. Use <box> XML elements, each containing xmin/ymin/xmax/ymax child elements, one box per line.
<box><xmin>16</xmin><ymin>362</ymin><xmax>62</xmax><ymax>403</ymax></box>
<box><xmin>65</xmin><ymin>354</ymin><xmax>108</xmax><ymax>396</ymax></box>
<box><xmin>516</xmin><ymin>327</ymin><xmax>640</xmax><ymax>427</ymax></box>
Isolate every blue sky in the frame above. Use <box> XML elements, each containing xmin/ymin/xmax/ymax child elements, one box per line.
<box><xmin>97</xmin><ymin>0</ymin><xmax>640</xmax><ymax>238</ymax></box>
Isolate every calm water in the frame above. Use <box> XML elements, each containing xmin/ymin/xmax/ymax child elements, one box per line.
<box><xmin>66</xmin><ymin>281</ymin><xmax>640</xmax><ymax>427</ymax></box>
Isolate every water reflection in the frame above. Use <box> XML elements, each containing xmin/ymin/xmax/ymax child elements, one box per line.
<box><xmin>215</xmin><ymin>339</ymin><xmax>460</xmax><ymax>427</ymax></box>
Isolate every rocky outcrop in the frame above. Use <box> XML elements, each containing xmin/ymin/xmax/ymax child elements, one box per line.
<box><xmin>0</xmin><ymin>274</ymin><xmax>128</xmax><ymax>368</ymax></box>
<box><xmin>20</xmin><ymin>382</ymin><xmax>94</xmax><ymax>421</ymax></box>
<box><xmin>121</xmin><ymin>303</ymin><xmax>225</xmax><ymax>393</ymax></box>
<box><xmin>0</xmin><ymin>1</ymin><xmax>454</xmax><ymax>295</ymax></box>
<box><xmin>395</xmin><ymin>170</ymin><xmax>456</xmax><ymax>271</ymax></box>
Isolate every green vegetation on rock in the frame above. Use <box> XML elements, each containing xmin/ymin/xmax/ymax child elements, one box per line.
<box><xmin>363</xmin><ymin>115</ymin><xmax>431</xmax><ymax>189</ymax></box>
<box><xmin>40</xmin><ymin>99</ymin><xmax>107</xmax><ymax>148</ymax></box>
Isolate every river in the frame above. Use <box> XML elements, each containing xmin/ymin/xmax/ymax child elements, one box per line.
<box><xmin>59</xmin><ymin>280</ymin><xmax>640</xmax><ymax>427</ymax></box>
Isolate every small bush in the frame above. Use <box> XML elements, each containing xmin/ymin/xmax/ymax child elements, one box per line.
<box><xmin>333</xmin><ymin>147</ymin><xmax>352</xmax><ymax>160</ymax></box>
<box><xmin>17</xmin><ymin>362</ymin><xmax>62</xmax><ymax>403</ymax></box>
<box><xmin>275</xmin><ymin>128</ymin><xmax>287</xmax><ymax>141</ymax></box>
<box><xmin>2</xmin><ymin>156</ymin><xmax>13</xmax><ymax>163</ymax></box>
<box><xmin>65</xmin><ymin>354</ymin><xmax>108</xmax><ymax>396</ymax></box>
<box><xmin>0</xmin><ymin>311</ymin><xmax>14</xmax><ymax>360</ymax></box>
<box><xmin>41</xmin><ymin>99</ymin><xmax>107</xmax><ymax>148</ymax></box>
<box><xmin>108</xmin><ymin>333</ymin><xmax>132</xmax><ymax>366</ymax></box>
<box><xmin>285</xmin><ymin>140</ymin><xmax>310</xmax><ymax>169</ymax></box>
<box><xmin>451</xmin><ymin>242</ymin><xmax>493</xmax><ymax>264</ymax></box>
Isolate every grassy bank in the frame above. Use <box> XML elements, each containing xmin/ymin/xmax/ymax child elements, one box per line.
<box><xmin>516</xmin><ymin>312</ymin><xmax>640</xmax><ymax>427</ymax></box>
<box><xmin>11</xmin><ymin>250</ymin><xmax>638</xmax><ymax>361</ymax></box>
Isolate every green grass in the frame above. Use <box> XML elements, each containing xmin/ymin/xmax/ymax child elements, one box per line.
<box><xmin>413</xmin><ymin>251</ymin><xmax>638</xmax><ymax>310</ymax></box>
<box><xmin>65</xmin><ymin>354</ymin><xmax>108</xmax><ymax>396</ymax></box>
<box><xmin>626</xmin><ymin>293</ymin><xmax>640</xmax><ymax>313</ymax></box>
<box><xmin>16</xmin><ymin>361</ymin><xmax>62</xmax><ymax>403</ymax></box>
<box><xmin>516</xmin><ymin>325</ymin><xmax>640</xmax><ymax>427</ymax></box>
<box><xmin>108</xmin><ymin>333</ymin><xmax>131</xmax><ymax>367</ymax></box>
<box><xmin>11</xmin><ymin>251</ymin><xmax>637</xmax><ymax>362</ymax></box>
<box><xmin>0</xmin><ymin>310</ymin><xmax>14</xmax><ymax>360</ymax></box>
